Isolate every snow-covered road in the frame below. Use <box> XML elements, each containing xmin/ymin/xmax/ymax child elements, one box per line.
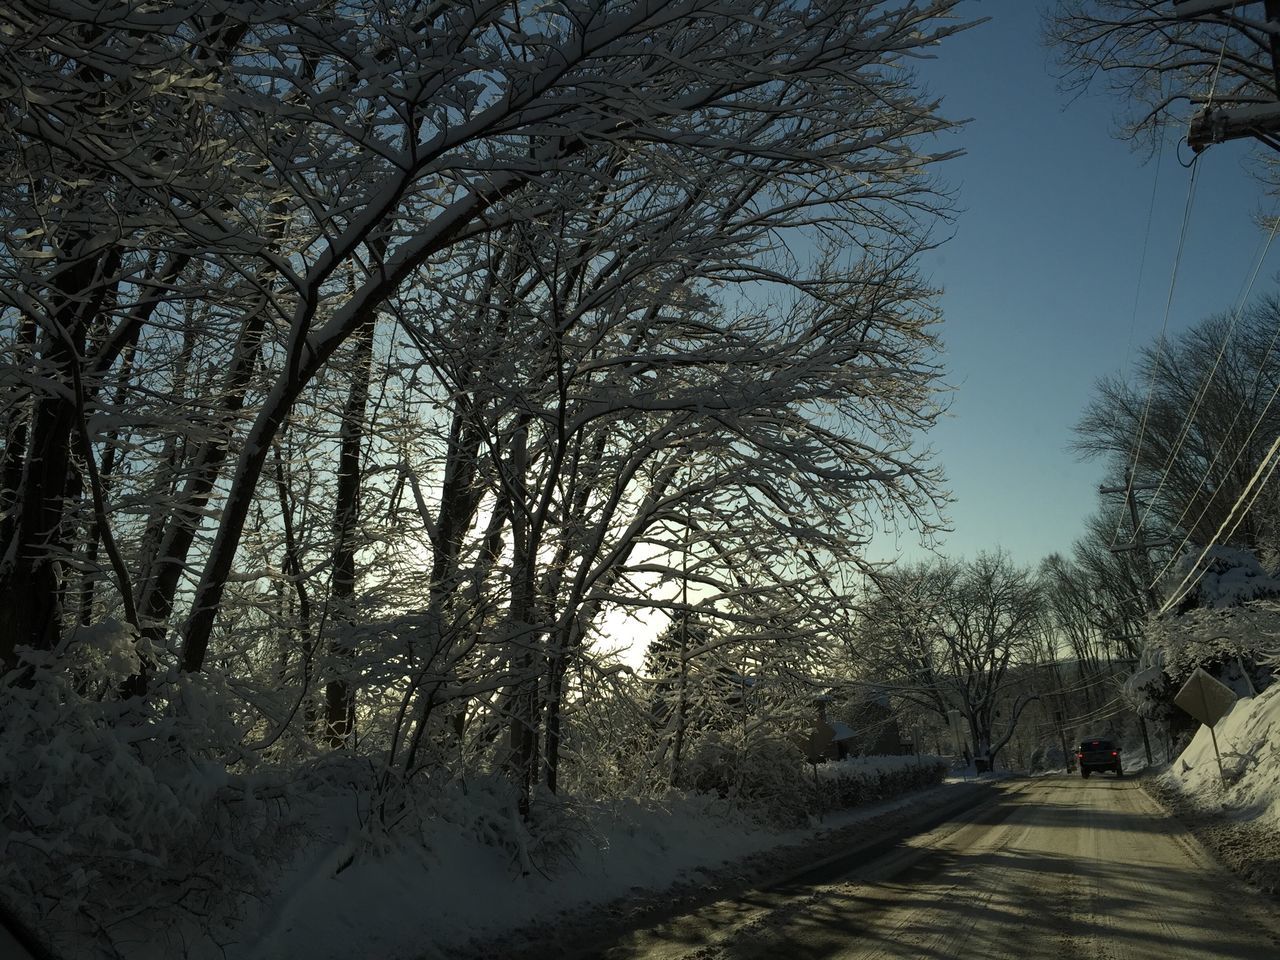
<box><xmin>582</xmin><ymin>777</ymin><xmax>1280</xmax><ymax>959</ymax></box>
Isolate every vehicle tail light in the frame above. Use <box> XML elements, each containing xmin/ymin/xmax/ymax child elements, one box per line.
<box><xmin>1076</xmin><ymin>753</ymin><xmax>1083</xmax><ymax>759</ymax></box>
<box><xmin>1111</xmin><ymin>751</ymin><xmax>1118</xmax><ymax>757</ymax></box>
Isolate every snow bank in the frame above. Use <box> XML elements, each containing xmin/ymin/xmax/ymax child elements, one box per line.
<box><xmin>1159</xmin><ymin>682</ymin><xmax>1280</xmax><ymax>828</ymax></box>
<box><xmin>0</xmin><ymin>654</ymin><xmax>947</xmax><ymax>960</ymax></box>
<box><xmin>238</xmin><ymin>757</ymin><xmax>946</xmax><ymax>960</ymax></box>
<box><xmin>240</xmin><ymin>794</ymin><xmax>806</xmax><ymax>960</ymax></box>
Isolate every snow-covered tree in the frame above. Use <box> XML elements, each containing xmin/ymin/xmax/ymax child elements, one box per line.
<box><xmin>0</xmin><ymin>2</ymin><xmax>975</xmax><ymax>946</ymax></box>
<box><xmin>1</xmin><ymin>0</ymin><xmax>971</xmax><ymax>676</ymax></box>
<box><xmin>1124</xmin><ymin>547</ymin><xmax>1278</xmax><ymax>726</ymax></box>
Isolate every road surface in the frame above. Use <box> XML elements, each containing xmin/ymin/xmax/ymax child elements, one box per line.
<box><xmin>585</xmin><ymin>776</ymin><xmax>1280</xmax><ymax>960</ymax></box>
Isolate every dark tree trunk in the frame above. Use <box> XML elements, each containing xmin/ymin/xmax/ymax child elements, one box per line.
<box><xmin>79</xmin><ymin>331</ymin><xmax>139</xmax><ymax>625</ymax></box>
<box><xmin>121</xmin><ymin>306</ymin><xmax>269</xmax><ymax>696</ymax></box>
<box><xmin>324</xmin><ymin>319</ymin><xmax>376</xmax><ymax>748</ymax></box>
<box><xmin>273</xmin><ymin>444</ymin><xmax>318</xmax><ymax>731</ymax></box>
<box><xmin>0</xmin><ymin>248</ymin><xmax>108</xmax><ymax>672</ymax></box>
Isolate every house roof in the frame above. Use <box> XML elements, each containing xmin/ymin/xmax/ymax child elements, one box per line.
<box><xmin>830</xmin><ymin>720</ymin><xmax>857</xmax><ymax>741</ymax></box>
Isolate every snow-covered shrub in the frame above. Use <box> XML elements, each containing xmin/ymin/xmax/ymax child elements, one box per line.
<box><xmin>1161</xmin><ymin>546</ymin><xmax>1280</xmax><ymax>611</ymax></box>
<box><xmin>0</xmin><ymin>638</ymin><xmax>298</xmax><ymax>956</ymax></box>
<box><xmin>684</xmin><ymin>728</ymin><xmax>805</xmax><ymax>823</ymax></box>
<box><xmin>811</xmin><ymin>755</ymin><xmax>947</xmax><ymax>813</ymax></box>
<box><xmin>358</xmin><ymin>767</ymin><xmax>599</xmax><ymax>882</ymax></box>
<box><xmin>1142</xmin><ymin>603</ymin><xmax>1277</xmax><ymax>699</ymax></box>
<box><xmin>682</xmin><ymin>728</ymin><xmax>945</xmax><ymax>826</ymax></box>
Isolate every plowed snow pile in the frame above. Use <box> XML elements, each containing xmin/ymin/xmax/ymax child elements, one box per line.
<box><xmin>1160</xmin><ymin>682</ymin><xmax>1280</xmax><ymax>828</ymax></box>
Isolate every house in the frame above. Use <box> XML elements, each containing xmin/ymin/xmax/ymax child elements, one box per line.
<box><xmin>806</xmin><ymin>694</ymin><xmax>906</xmax><ymax>761</ymax></box>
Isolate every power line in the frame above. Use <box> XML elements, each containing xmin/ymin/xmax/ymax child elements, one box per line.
<box><xmin>1124</xmin><ymin>136</ymin><xmax>1166</xmax><ymax>373</ymax></box>
<box><xmin>1203</xmin><ymin>2</ymin><xmax>1243</xmax><ymax>108</ymax></box>
<box><xmin>1109</xmin><ymin>141</ymin><xmax>1167</xmax><ymax>549</ymax></box>
<box><xmin>1130</xmin><ymin>213</ymin><xmax>1280</xmax><ymax>543</ymax></box>
<box><xmin>1158</xmin><ymin>430</ymin><xmax>1280</xmax><ymax>614</ymax></box>
<box><xmin>1113</xmin><ymin>5</ymin><xmax>1240</xmax><ymax>550</ymax></box>
<box><xmin>1114</xmin><ymin>159</ymin><xmax>1201</xmax><ymax>549</ymax></box>
<box><xmin>1148</xmin><ymin>306</ymin><xmax>1280</xmax><ymax>591</ymax></box>
<box><xmin>1055</xmin><ymin>696</ymin><xmax>1124</xmax><ymax>729</ymax></box>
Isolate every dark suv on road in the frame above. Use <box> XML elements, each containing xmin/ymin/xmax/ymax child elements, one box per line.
<box><xmin>1077</xmin><ymin>738</ymin><xmax>1123</xmax><ymax>778</ymax></box>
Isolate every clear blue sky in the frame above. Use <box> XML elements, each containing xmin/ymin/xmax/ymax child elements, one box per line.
<box><xmin>874</xmin><ymin>1</ymin><xmax>1280</xmax><ymax>569</ymax></box>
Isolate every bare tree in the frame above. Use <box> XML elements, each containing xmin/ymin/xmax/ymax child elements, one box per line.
<box><xmin>1047</xmin><ymin>0</ymin><xmax>1280</xmax><ymax>163</ymax></box>
<box><xmin>1075</xmin><ymin>301</ymin><xmax>1280</xmax><ymax>567</ymax></box>
<box><xmin>862</xmin><ymin>553</ymin><xmax>1046</xmax><ymax>768</ymax></box>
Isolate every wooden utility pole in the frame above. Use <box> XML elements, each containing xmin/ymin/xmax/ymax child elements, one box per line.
<box><xmin>1100</xmin><ymin>469</ymin><xmax>1171</xmax><ymax>608</ymax></box>
<box><xmin>1100</xmin><ymin>469</ymin><xmax>1164</xmax><ymax>765</ymax></box>
<box><xmin>1054</xmin><ymin>708</ymin><xmax>1072</xmax><ymax>772</ymax></box>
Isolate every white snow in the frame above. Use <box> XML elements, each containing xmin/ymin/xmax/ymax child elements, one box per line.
<box><xmin>233</xmin><ymin>763</ymin><xmax>951</xmax><ymax>960</ymax></box>
<box><xmin>829</xmin><ymin>720</ymin><xmax>856</xmax><ymax>742</ymax></box>
<box><xmin>1159</xmin><ymin>681</ymin><xmax>1280</xmax><ymax>828</ymax></box>
<box><xmin>1163</xmin><ymin>546</ymin><xmax>1280</xmax><ymax>610</ymax></box>
<box><xmin>239</xmin><ymin>794</ymin><xmax>768</xmax><ymax>960</ymax></box>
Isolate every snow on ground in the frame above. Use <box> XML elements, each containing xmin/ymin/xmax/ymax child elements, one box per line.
<box><xmin>238</xmin><ymin>794</ymin><xmax>777</xmax><ymax>960</ymax></box>
<box><xmin>233</xmin><ymin>761</ymin><xmax>952</xmax><ymax>960</ymax></box>
<box><xmin>1159</xmin><ymin>681</ymin><xmax>1280</xmax><ymax>827</ymax></box>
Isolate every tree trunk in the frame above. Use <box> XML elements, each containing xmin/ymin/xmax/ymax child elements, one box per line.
<box><xmin>78</xmin><ymin>331</ymin><xmax>139</xmax><ymax>625</ymax></box>
<box><xmin>0</xmin><ymin>248</ymin><xmax>105</xmax><ymax>672</ymax></box>
<box><xmin>324</xmin><ymin>319</ymin><xmax>376</xmax><ymax>748</ymax></box>
<box><xmin>124</xmin><ymin>305</ymin><xmax>270</xmax><ymax>695</ymax></box>
<box><xmin>502</xmin><ymin>422</ymin><xmax>542</xmax><ymax>818</ymax></box>
<box><xmin>669</xmin><ymin>617</ymin><xmax>690</xmax><ymax>788</ymax></box>
<box><xmin>272</xmin><ymin>444</ymin><xmax>318</xmax><ymax>732</ymax></box>
<box><xmin>0</xmin><ymin>315</ymin><xmax>37</xmax><ymax>552</ymax></box>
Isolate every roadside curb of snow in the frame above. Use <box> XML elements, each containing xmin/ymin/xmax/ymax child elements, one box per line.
<box><xmin>464</xmin><ymin>780</ymin><xmax>999</xmax><ymax>960</ymax></box>
<box><xmin>1139</xmin><ymin>774</ymin><xmax>1280</xmax><ymax>897</ymax></box>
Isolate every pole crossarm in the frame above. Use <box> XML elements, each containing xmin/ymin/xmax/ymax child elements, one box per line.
<box><xmin>1174</xmin><ymin>0</ymin><xmax>1252</xmax><ymax>17</ymax></box>
<box><xmin>1109</xmin><ymin>538</ymin><xmax>1173</xmax><ymax>554</ymax></box>
<box><xmin>1189</xmin><ymin>102</ymin><xmax>1280</xmax><ymax>152</ymax></box>
<box><xmin>1171</xmin><ymin>1</ymin><xmax>1280</xmax><ymax>152</ymax></box>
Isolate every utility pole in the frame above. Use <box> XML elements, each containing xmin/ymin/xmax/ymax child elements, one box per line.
<box><xmin>1055</xmin><ymin>709</ymin><xmax>1072</xmax><ymax>773</ymax></box>
<box><xmin>1100</xmin><ymin>469</ymin><xmax>1171</xmax><ymax>609</ymax></box>
<box><xmin>1100</xmin><ymin>468</ymin><xmax>1163</xmax><ymax>765</ymax></box>
<box><xmin>1176</xmin><ymin>1</ymin><xmax>1280</xmax><ymax>152</ymax></box>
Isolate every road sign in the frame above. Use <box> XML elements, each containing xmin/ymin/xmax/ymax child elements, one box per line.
<box><xmin>1173</xmin><ymin>668</ymin><xmax>1237</xmax><ymax>727</ymax></box>
<box><xmin>1173</xmin><ymin>667</ymin><xmax>1238</xmax><ymax>790</ymax></box>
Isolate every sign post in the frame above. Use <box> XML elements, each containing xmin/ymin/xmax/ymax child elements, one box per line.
<box><xmin>1173</xmin><ymin>668</ymin><xmax>1239</xmax><ymax>790</ymax></box>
